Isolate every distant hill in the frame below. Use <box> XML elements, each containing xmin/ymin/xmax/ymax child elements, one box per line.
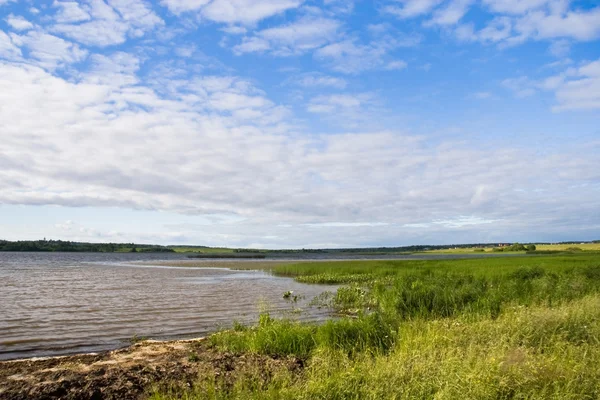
<box><xmin>0</xmin><ymin>240</ymin><xmax>174</xmax><ymax>253</ymax></box>
<box><xmin>2</xmin><ymin>239</ymin><xmax>597</xmax><ymax>254</ymax></box>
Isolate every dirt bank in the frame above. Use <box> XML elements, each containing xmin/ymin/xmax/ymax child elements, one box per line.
<box><xmin>0</xmin><ymin>339</ymin><xmax>303</xmax><ymax>400</ymax></box>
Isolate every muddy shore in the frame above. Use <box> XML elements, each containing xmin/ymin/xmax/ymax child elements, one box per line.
<box><xmin>0</xmin><ymin>339</ymin><xmax>303</xmax><ymax>400</ymax></box>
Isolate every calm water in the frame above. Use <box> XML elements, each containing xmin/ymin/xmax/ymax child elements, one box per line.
<box><xmin>0</xmin><ymin>252</ymin><xmax>336</xmax><ymax>360</ymax></box>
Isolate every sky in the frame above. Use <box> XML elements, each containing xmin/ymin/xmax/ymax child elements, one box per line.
<box><xmin>0</xmin><ymin>0</ymin><xmax>599</xmax><ymax>249</ymax></box>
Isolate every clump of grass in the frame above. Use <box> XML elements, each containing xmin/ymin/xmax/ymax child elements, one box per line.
<box><xmin>211</xmin><ymin>310</ymin><xmax>396</xmax><ymax>359</ymax></box>
<box><xmin>129</xmin><ymin>334</ymin><xmax>149</xmax><ymax>344</ymax></box>
<box><xmin>211</xmin><ymin>313</ymin><xmax>318</xmax><ymax>358</ymax></box>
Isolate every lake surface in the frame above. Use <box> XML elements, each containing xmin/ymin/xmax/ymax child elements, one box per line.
<box><xmin>0</xmin><ymin>252</ymin><xmax>336</xmax><ymax>360</ymax></box>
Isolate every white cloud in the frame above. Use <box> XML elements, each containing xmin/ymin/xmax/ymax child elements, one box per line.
<box><xmin>0</xmin><ymin>60</ymin><xmax>599</xmax><ymax>247</ymax></box>
<box><xmin>221</xmin><ymin>25</ymin><xmax>247</xmax><ymax>35</ymax></box>
<box><xmin>232</xmin><ymin>16</ymin><xmax>340</xmax><ymax>56</ymax></box>
<box><xmin>452</xmin><ymin>3</ymin><xmax>600</xmax><ymax>46</ymax></box>
<box><xmin>548</xmin><ymin>39</ymin><xmax>570</xmax><ymax>57</ymax></box>
<box><xmin>384</xmin><ymin>0</ymin><xmax>443</xmax><ymax>19</ymax></box>
<box><xmin>232</xmin><ymin>36</ymin><xmax>271</xmax><ymax>54</ymax></box>
<box><xmin>51</xmin><ymin>0</ymin><xmax>163</xmax><ymax>46</ymax></box>
<box><xmin>315</xmin><ymin>36</ymin><xmax>410</xmax><ymax>74</ymax></box>
<box><xmin>160</xmin><ymin>0</ymin><xmax>211</xmax><ymax>14</ymax></box>
<box><xmin>456</xmin><ymin>17</ymin><xmax>513</xmax><ymax>43</ymax></box>
<box><xmin>307</xmin><ymin>93</ymin><xmax>374</xmax><ymax>113</ymax></box>
<box><xmin>456</xmin><ymin>7</ymin><xmax>600</xmax><ymax>46</ymax></box>
<box><xmin>85</xmin><ymin>52</ymin><xmax>140</xmax><ymax>86</ymax></box>
<box><xmin>174</xmin><ymin>44</ymin><xmax>196</xmax><ymax>57</ymax></box>
<box><xmin>478</xmin><ymin>16</ymin><xmax>513</xmax><ymax>42</ymax></box>
<box><xmin>290</xmin><ymin>72</ymin><xmax>347</xmax><ymax>89</ymax></box>
<box><xmin>0</xmin><ymin>0</ymin><xmax>599</xmax><ymax>247</ymax></box>
<box><xmin>481</xmin><ymin>0</ymin><xmax>552</xmax><ymax>15</ymax></box>
<box><xmin>426</xmin><ymin>0</ymin><xmax>473</xmax><ymax>26</ymax></box>
<box><xmin>0</xmin><ymin>31</ymin><xmax>22</xmax><ymax>60</ymax></box>
<box><xmin>514</xmin><ymin>7</ymin><xmax>600</xmax><ymax>42</ymax></box>
<box><xmin>502</xmin><ymin>59</ymin><xmax>600</xmax><ymax>111</ymax></box>
<box><xmin>323</xmin><ymin>0</ymin><xmax>354</xmax><ymax>13</ymax></box>
<box><xmin>6</xmin><ymin>15</ymin><xmax>34</xmax><ymax>31</ymax></box>
<box><xmin>9</xmin><ymin>30</ymin><xmax>88</xmax><ymax>70</ymax></box>
<box><xmin>52</xmin><ymin>20</ymin><xmax>130</xmax><ymax>46</ymax></box>
<box><xmin>162</xmin><ymin>0</ymin><xmax>303</xmax><ymax>25</ymax></box>
<box><xmin>502</xmin><ymin>76</ymin><xmax>536</xmax><ymax>98</ymax></box>
<box><xmin>202</xmin><ymin>0</ymin><xmax>302</xmax><ymax>25</ymax></box>
<box><xmin>384</xmin><ymin>60</ymin><xmax>408</xmax><ymax>70</ymax></box>
<box><xmin>552</xmin><ymin>59</ymin><xmax>600</xmax><ymax>111</ymax></box>
<box><xmin>52</xmin><ymin>1</ymin><xmax>91</xmax><ymax>23</ymax></box>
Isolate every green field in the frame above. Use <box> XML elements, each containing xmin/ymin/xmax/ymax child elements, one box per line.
<box><xmin>535</xmin><ymin>243</ymin><xmax>600</xmax><ymax>251</ymax></box>
<box><xmin>424</xmin><ymin>243</ymin><xmax>600</xmax><ymax>254</ymax></box>
<box><xmin>153</xmin><ymin>254</ymin><xmax>600</xmax><ymax>399</ymax></box>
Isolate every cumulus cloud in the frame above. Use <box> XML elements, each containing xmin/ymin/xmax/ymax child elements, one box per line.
<box><xmin>502</xmin><ymin>58</ymin><xmax>600</xmax><ymax>110</ymax></box>
<box><xmin>0</xmin><ymin>59</ymin><xmax>599</xmax><ymax>246</ymax></box>
<box><xmin>454</xmin><ymin>3</ymin><xmax>600</xmax><ymax>46</ymax></box>
<box><xmin>50</xmin><ymin>0</ymin><xmax>163</xmax><ymax>46</ymax></box>
<box><xmin>0</xmin><ymin>30</ymin><xmax>22</xmax><ymax>60</ymax></box>
<box><xmin>52</xmin><ymin>1</ymin><xmax>92</xmax><ymax>23</ymax></box>
<box><xmin>6</xmin><ymin>15</ymin><xmax>34</xmax><ymax>31</ymax></box>
<box><xmin>8</xmin><ymin>30</ymin><xmax>88</xmax><ymax>70</ymax></box>
<box><xmin>0</xmin><ymin>0</ymin><xmax>599</xmax><ymax>247</ymax></box>
<box><xmin>552</xmin><ymin>59</ymin><xmax>600</xmax><ymax>111</ymax></box>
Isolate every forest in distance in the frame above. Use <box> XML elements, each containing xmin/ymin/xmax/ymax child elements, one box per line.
<box><xmin>1</xmin><ymin>239</ymin><xmax>599</xmax><ymax>254</ymax></box>
<box><xmin>0</xmin><ymin>239</ymin><xmax>175</xmax><ymax>253</ymax></box>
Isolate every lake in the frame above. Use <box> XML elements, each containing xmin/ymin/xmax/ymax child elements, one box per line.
<box><xmin>0</xmin><ymin>252</ymin><xmax>335</xmax><ymax>360</ymax></box>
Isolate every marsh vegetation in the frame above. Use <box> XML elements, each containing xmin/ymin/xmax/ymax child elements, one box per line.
<box><xmin>153</xmin><ymin>254</ymin><xmax>600</xmax><ymax>400</ymax></box>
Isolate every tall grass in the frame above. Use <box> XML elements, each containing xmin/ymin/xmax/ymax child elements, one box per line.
<box><xmin>153</xmin><ymin>253</ymin><xmax>600</xmax><ymax>399</ymax></box>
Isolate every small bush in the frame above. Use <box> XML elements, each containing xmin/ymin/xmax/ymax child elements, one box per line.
<box><xmin>566</xmin><ymin>246</ymin><xmax>583</xmax><ymax>252</ymax></box>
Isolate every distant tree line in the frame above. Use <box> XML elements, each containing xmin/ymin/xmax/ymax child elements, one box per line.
<box><xmin>0</xmin><ymin>239</ymin><xmax>175</xmax><ymax>253</ymax></box>
<box><xmin>259</xmin><ymin>244</ymin><xmax>533</xmax><ymax>254</ymax></box>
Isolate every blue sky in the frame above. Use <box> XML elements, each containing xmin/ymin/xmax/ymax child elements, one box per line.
<box><xmin>0</xmin><ymin>0</ymin><xmax>599</xmax><ymax>248</ymax></box>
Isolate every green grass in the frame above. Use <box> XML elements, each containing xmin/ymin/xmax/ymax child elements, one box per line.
<box><xmin>535</xmin><ymin>243</ymin><xmax>600</xmax><ymax>251</ymax></box>
<box><xmin>152</xmin><ymin>253</ymin><xmax>600</xmax><ymax>399</ymax></box>
<box><xmin>423</xmin><ymin>243</ymin><xmax>600</xmax><ymax>253</ymax></box>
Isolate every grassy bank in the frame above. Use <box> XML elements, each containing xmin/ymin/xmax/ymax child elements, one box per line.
<box><xmin>153</xmin><ymin>254</ymin><xmax>600</xmax><ymax>399</ymax></box>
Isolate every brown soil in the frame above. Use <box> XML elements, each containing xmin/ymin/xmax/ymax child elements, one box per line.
<box><xmin>0</xmin><ymin>339</ymin><xmax>303</xmax><ymax>400</ymax></box>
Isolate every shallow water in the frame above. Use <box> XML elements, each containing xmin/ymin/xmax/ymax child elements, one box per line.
<box><xmin>0</xmin><ymin>252</ymin><xmax>335</xmax><ymax>360</ymax></box>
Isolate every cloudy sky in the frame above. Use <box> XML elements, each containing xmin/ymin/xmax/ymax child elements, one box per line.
<box><xmin>0</xmin><ymin>0</ymin><xmax>599</xmax><ymax>248</ymax></box>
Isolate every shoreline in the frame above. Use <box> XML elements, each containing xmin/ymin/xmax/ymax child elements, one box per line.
<box><xmin>0</xmin><ymin>336</ymin><xmax>301</xmax><ymax>400</ymax></box>
<box><xmin>0</xmin><ymin>337</ymin><xmax>207</xmax><ymax>364</ymax></box>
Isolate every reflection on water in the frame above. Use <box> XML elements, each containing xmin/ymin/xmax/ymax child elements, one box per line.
<box><xmin>0</xmin><ymin>252</ymin><xmax>335</xmax><ymax>360</ymax></box>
